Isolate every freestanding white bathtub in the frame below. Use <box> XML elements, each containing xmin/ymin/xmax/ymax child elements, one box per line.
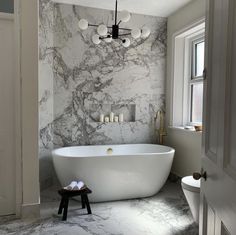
<box><xmin>52</xmin><ymin>144</ymin><xmax>175</xmax><ymax>202</ymax></box>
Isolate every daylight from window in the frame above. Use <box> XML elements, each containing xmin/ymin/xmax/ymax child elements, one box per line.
<box><xmin>190</xmin><ymin>40</ymin><xmax>204</xmax><ymax>123</ymax></box>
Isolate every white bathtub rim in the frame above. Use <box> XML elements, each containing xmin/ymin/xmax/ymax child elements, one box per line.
<box><xmin>52</xmin><ymin>144</ymin><xmax>175</xmax><ymax>158</ymax></box>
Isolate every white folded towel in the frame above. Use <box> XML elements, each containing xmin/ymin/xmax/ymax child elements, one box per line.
<box><xmin>64</xmin><ymin>180</ymin><xmax>85</xmax><ymax>190</ymax></box>
<box><xmin>74</xmin><ymin>181</ymin><xmax>85</xmax><ymax>190</ymax></box>
<box><xmin>64</xmin><ymin>181</ymin><xmax>77</xmax><ymax>190</ymax></box>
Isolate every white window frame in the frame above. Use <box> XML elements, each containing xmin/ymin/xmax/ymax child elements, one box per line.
<box><xmin>188</xmin><ymin>36</ymin><xmax>205</xmax><ymax>125</ymax></box>
<box><xmin>191</xmin><ymin>37</ymin><xmax>205</xmax><ymax>79</ymax></box>
<box><xmin>170</xmin><ymin>20</ymin><xmax>205</xmax><ymax>128</ymax></box>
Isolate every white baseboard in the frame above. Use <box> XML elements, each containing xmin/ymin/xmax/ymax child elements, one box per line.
<box><xmin>21</xmin><ymin>202</ymin><xmax>40</xmax><ymax>219</ymax></box>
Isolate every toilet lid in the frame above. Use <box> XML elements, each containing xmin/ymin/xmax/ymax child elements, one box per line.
<box><xmin>181</xmin><ymin>176</ymin><xmax>200</xmax><ymax>192</ymax></box>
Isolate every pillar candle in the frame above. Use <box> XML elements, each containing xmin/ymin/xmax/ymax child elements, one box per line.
<box><xmin>114</xmin><ymin>116</ymin><xmax>119</xmax><ymax>122</ymax></box>
<box><xmin>105</xmin><ymin>116</ymin><xmax>110</xmax><ymax>123</ymax></box>
<box><xmin>110</xmin><ymin>112</ymin><xmax>114</xmax><ymax>122</ymax></box>
<box><xmin>119</xmin><ymin>113</ymin><xmax>124</xmax><ymax>122</ymax></box>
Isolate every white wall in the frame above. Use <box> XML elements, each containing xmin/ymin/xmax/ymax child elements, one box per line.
<box><xmin>166</xmin><ymin>0</ymin><xmax>206</xmax><ymax>177</ymax></box>
<box><xmin>19</xmin><ymin>0</ymin><xmax>40</xmax><ymax>218</ymax></box>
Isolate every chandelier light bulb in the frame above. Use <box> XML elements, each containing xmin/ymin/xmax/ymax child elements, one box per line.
<box><xmin>120</xmin><ymin>10</ymin><xmax>131</xmax><ymax>23</ymax></box>
<box><xmin>97</xmin><ymin>24</ymin><xmax>108</xmax><ymax>36</ymax></box>
<box><xmin>104</xmin><ymin>35</ymin><xmax>112</xmax><ymax>43</ymax></box>
<box><xmin>92</xmin><ymin>34</ymin><xmax>101</xmax><ymax>45</ymax></box>
<box><xmin>131</xmin><ymin>28</ymin><xmax>141</xmax><ymax>39</ymax></box>
<box><xmin>78</xmin><ymin>19</ymin><xmax>88</xmax><ymax>30</ymax></box>
<box><xmin>122</xmin><ymin>38</ymin><xmax>131</xmax><ymax>48</ymax></box>
<box><xmin>141</xmin><ymin>26</ymin><xmax>151</xmax><ymax>38</ymax></box>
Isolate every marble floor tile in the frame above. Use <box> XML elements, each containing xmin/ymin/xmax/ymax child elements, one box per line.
<box><xmin>0</xmin><ymin>181</ymin><xmax>198</xmax><ymax>235</ymax></box>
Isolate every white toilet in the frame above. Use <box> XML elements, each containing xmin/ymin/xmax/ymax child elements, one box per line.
<box><xmin>181</xmin><ymin>176</ymin><xmax>200</xmax><ymax>223</ymax></box>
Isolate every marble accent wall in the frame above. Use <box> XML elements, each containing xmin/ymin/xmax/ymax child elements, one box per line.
<box><xmin>39</xmin><ymin>0</ymin><xmax>167</xmax><ymax>188</ymax></box>
<box><xmin>39</xmin><ymin>0</ymin><xmax>55</xmax><ymax>188</ymax></box>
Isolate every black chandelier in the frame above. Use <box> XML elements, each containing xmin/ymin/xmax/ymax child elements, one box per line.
<box><xmin>78</xmin><ymin>0</ymin><xmax>151</xmax><ymax>47</ymax></box>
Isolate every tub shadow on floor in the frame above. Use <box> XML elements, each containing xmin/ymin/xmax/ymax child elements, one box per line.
<box><xmin>172</xmin><ymin>223</ymin><xmax>199</xmax><ymax>235</ymax></box>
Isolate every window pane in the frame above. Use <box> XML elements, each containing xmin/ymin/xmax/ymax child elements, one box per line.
<box><xmin>191</xmin><ymin>83</ymin><xmax>203</xmax><ymax>123</ymax></box>
<box><xmin>195</xmin><ymin>41</ymin><xmax>205</xmax><ymax>77</ymax></box>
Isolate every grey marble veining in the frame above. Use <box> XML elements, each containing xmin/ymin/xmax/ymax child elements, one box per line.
<box><xmin>39</xmin><ymin>0</ymin><xmax>167</xmax><ymax>188</ymax></box>
<box><xmin>0</xmin><ymin>181</ymin><xmax>198</xmax><ymax>235</ymax></box>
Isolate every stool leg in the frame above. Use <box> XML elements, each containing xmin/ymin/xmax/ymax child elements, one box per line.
<box><xmin>81</xmin><ymin>195</ymin><xmax>85</xmax><ymax>209</ymax></box>
<box><xmin>58</xmin><ymin>197</ymin><xmax>65</xmax><ymax>215</ymax></box>
<box><xmin>62</xmin><ymin>197</ymin><xmax>69</xmax><ymax>221</ymax></box>
<box><xmin>84</xmin><ymin>194</ymin><xmax>92</xmax><ymax>214</ymax></box>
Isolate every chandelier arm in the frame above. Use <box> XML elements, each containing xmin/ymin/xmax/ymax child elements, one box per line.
<box><xmin>118</xmin><ymin>33</ymin><xmax>131</xmax><ymax>37</ymax></box>
<box><xmin>115</xmin><ymin>0</ymin><xmax>118</xmax><ymax>25</ymax></box>
<box><xmin>98</xmin><ymin>35</ymin><xmax>111</xmax><ymax>40</ymax></box>
<box><xmin>88</xmin><ymin>23</ymin><xmax>113</xmax><ymax>29</ymax></box>
<box><xmin>117</xmin><ymin>37</ymin><xmax>124</xmax><ymax>42</ymax></box>
<box><xmin>119</xmin><ymin>27</ymin><xmax>132</xmax><ymax>31</ymax></box>
<box><xmin>88</xmin><ymin>23</ymin><xmax>99</xmax><ymax>27</ymax></box>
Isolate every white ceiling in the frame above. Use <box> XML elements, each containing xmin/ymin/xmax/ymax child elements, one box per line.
<box><xmin>53</xmin><ymin>0</ymin><xmax>194</xmax><ymax>17</ymax></box>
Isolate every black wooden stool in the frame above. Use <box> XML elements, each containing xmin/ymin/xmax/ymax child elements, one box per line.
<box><xmin>58</xmin><ymin>187</ymin><xmax>92</xmax><ymax>221</ymax></box>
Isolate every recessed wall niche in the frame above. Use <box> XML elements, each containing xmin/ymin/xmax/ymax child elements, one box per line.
<box><xmin>89</xmin><ymin>104</ymin><xmax>136</xmax><ymax>123</ymax></box>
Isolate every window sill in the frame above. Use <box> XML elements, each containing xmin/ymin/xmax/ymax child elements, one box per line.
<box><xmin>168</xmin><ymin>126</ymin><xmax>202</xmax><ymax>135</ymax></box>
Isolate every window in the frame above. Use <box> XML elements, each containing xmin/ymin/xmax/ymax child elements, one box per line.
<box><xmin>171</xmin><ymin>21</ymin><xmax>205</xmax><ymax>128</ymax></box>
<box><xmin>189</xmin><ymin>39</ymin><xmax>204</xmax><ymax>124</ymax></box>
